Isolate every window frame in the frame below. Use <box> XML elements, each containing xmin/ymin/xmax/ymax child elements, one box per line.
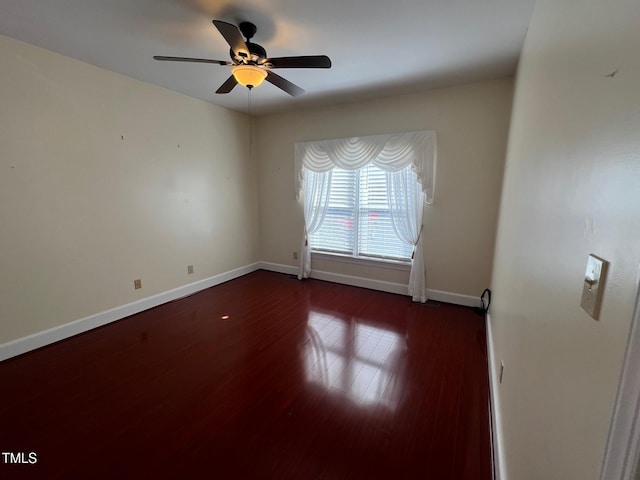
<box><xmin>311</xmin><ymin>250</ymin><xmax>411</xmax><ymax>270</ymax></box>
<box><xmin>308</xmin><ymin>164</ymin><xmax>415</xmax><ymax>265</ymax></box>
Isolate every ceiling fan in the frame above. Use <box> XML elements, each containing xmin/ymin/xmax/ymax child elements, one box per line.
<box><xmin>154</xmin><ymin>20</ymin><xmax>332</xmax><ymax>97</ymax></box>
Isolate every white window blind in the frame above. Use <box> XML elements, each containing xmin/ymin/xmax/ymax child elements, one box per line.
<box><xmin>309</xmin><ymin>164</ymin><xmax>414</xmax><ymax>261</ymax></box>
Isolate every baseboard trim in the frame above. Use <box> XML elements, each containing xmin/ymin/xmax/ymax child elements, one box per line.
<box><xmin>0</xmin><ymin>262</ymin><xmax>261</xmax><ymax>362</ymax></box>
<box><xmin>487</xmin><ymin>313</ymin><xmax>506</xmax><ymax>480</ymax></box>
<box><xmin>311</xmin><ymin>269</ymin><xmax>409</xmax><ymax>296</ymax></box>
<box><xmin>426</xmin><ymin>288</ymin><xmax>481</xmax><ymax>308</ymax></box>
<box><xmin>258</xmin><ymin>262</ymin><xmax>481</xmax><ymax>307</ymax></box>
<box><xmin>258</xmin><ymin>262</ymin><xmax>298</xmax><ymax>276</ymax></box>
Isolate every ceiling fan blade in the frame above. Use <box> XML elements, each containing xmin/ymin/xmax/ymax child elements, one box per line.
<box><xmin>265</xmin><ymin>71</ymin><xmax>305</xmax><ymax>97</ymax></box>
<box><xmin>267</xmin><ymin>55</ymin><xmax>332</xmax><ymax>69</ymax></box>
<box><xmin>216</xmin><ymin>75</ymin><xmax>238</xmax><ymax>94</ymax></box>
<box><xmin>153</xmin><ymin>56</ymin><xmax>229</xmax><ymax>65</ymax></box>
<box><xmin>212</xmin><ymin>20</ymin><xmax>249</xmax><ymax>58</ymax></box>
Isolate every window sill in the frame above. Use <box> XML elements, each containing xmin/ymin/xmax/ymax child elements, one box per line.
<box><xmin>311</xmin><ymin>251</ymin><xmax>411</xmax><ymax>271</ymax></box>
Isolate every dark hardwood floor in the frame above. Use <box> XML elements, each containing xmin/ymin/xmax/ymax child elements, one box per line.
<box><xmin>0</xmin><ymin>270</ymin><xmax>491</xmax><ymax>479</ymax></box>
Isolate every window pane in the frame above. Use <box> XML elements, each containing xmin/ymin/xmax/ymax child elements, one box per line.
<box><xmin>358</xmin><ymin>164</ymin><xmax>413</xmax><ymax>260</ymax></box>
<box><xmin>309</xmin><ymin>168</ymin><xmax>355</xmax><ymax>254</ymax></box>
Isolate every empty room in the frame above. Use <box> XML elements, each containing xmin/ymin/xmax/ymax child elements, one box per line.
<box><xmin>1</xmin><ymin>0</ymin><xmax>639</xmax><ymax>479</ymax></box>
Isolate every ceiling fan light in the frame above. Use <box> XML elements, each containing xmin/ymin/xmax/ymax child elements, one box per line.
<box><xmin>232</xmin><ymin>65</ymin><xmax>267</xmax><ymax>89</ymax></box>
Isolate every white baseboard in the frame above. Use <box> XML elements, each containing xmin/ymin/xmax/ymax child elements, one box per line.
<box><xmin>0</xmin><ymin>263</ymin><xmax>261</xmax><ymax>362</ymax></box>
<box><xmin>487</xmin><ymin>313</ymin><xmax>506</xmax><ymax>480</ymax></box>
<box><xmin>310</xmin><ymin>269</ymin><xmax>409</xmax><ymax>296</ymax></box>
<box><xmin>426</xmin><ymin>288</ymin><xmax>481</xmax><ymax>308</ymax></box>
<box><xmin>258</xmin><ymin>262</ymin><xmax>298</xmax><ymax>276</ymax></box>
<box><xmin>258</xmin><ymin>262</ymin><xmax>482</xmax><ymax>307</ymax></box>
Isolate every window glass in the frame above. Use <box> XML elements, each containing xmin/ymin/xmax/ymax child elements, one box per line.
<box><xmin>309</xmin><ymin>164</ymin><xmax>414</xmax><ymax>261</ymax></box>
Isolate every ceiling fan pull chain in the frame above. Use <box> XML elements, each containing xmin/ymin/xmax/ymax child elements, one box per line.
<box><xmin>249</xmin><ymin>88</ymin><xmax>253</xmax><ymax>159</ymax></box>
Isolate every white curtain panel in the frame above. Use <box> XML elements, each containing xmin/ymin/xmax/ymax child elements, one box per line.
<box><xmin>298</xmin><ymin>169</ymin><xmax>332</xmax><ymax>279</ymax></box>
<box><xmin>386</xmin><ymin>169</ymin><xmax>427</xmax><ymax>303</ymax></box>
<box><xmin>295</xmin><ymin>130</ymin><xmax>436</xmax><ymax>292</ymax></box>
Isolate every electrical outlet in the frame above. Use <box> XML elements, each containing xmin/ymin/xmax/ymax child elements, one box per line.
<box><xmin>499</xmin><ymin>362</ymin><xmax>504</xmax><ymax>384</ymax></box>
<box><xmin>187</xmin><ymin>265</ymin><xmax>194</xmax><ymax>274</ymax></box>
<box><xmin>134</xmin><ymin>279</ymin><xmax>142</xmax><ymax>290</ymax></box>
<box><xmin>293</xmin><ymin>251</ymin><xmax>298</xmax><ymax>260</ymax></box>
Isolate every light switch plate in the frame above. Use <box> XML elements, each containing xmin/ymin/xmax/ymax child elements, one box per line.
<box><xmin>580</xmin><ymin>254</ymin><xmax>608</xmax><ymax>320</ymax></box>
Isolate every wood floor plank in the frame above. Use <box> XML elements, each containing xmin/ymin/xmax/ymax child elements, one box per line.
<box><xmin>0</xmin><ymin>270</ymin><xmax>491</xmax><ymax>479</ymax></box>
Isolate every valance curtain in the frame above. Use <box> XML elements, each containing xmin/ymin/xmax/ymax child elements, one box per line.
<box><xmin>295</xmin><ymin>130</ymin><xmax>436</xmax><ymax>203</ymax></box>
<box><xmin>295</xmin><ymin>130</ymin><xmax>437</xmax><ymax>303</ymax></box>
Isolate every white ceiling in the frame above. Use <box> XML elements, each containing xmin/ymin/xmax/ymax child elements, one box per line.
<box><xmin>0</xmin><ymin>0</ymin><xmax>536</xmax><ymax>116</ymax></box>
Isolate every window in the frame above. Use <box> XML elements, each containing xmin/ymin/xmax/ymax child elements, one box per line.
<box><xmin>296</xmin><ymin>130</ymin><xmax>435</xmax><ymax>301</ymax></box>
<box><xmin>308</xmin><ymin>163</ymin><xmax>416</xmax><ymax>262</ymax></box>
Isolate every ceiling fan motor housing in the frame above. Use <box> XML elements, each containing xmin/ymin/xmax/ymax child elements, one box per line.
<box><xmin>230</xmin><ymin>42</ymin><xmax>267</xmax><ymax>64</ymax></box>
<box><xmin>230</xmin><ymin>22</ymin><xmax>267</xmax><ymax>64</ymax></box>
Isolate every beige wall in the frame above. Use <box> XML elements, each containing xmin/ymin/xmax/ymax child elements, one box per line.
<box><xmin>256</xmin><ymin>78</ymin><xmax>513</xmax><ymax>297</ymax></box>
<box><xmin>0</xmin><ymin>35</ymin><xmax>259</xmax><ymax>344</ymax></box>
<box><xmin>490</xmin><ymin>0</ymin><xmax>640</xmax><ymax>478</ymax></box>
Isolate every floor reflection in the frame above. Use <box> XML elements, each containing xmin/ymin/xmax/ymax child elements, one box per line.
<box><xmin>303</xmin><ymin>311</ymin><xmax>406</xmax><ymax>411</ymax></box>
